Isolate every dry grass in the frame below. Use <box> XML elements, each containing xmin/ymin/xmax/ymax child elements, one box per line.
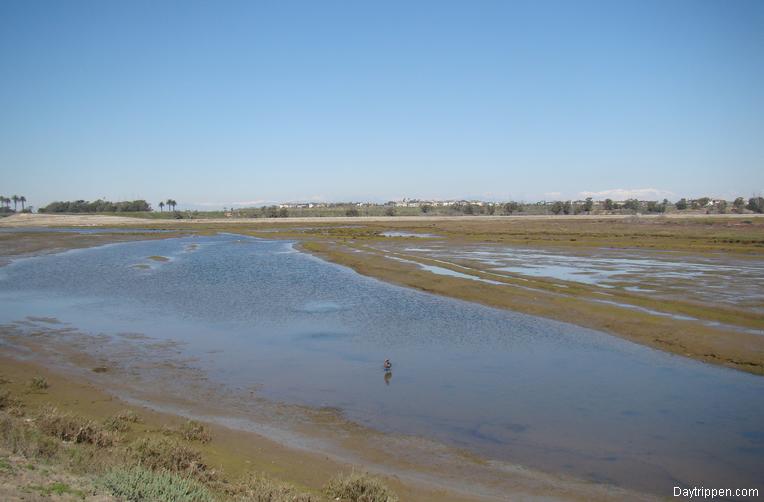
<box><xmin>324</xmin><ymin>471</ymin><xmax>398</xmax><ymax>502</ymax></box>
<box><xmin>178</xmin><ymin>420</ymin><xmax>212</xmax><ymax>443</ymax></box>
<box><xmin>115</xmin><ymin>409</ymin><xmax>142</xmax><ymax>423</ymax></box>
<box><xmin>229</xmin><ymin>473</ymin><xmax>317</xmax><ymax>501</ymax></box>
<box><xmin>0</xmin><ymin>412</ymin><xmax>60</xmax><ymax>459</ymax></box>
<box><xmin>36</xmin><ymin>405</ymin><xmax>115</xmax><ymax>447</ymax></box>
<box><xmin>0</xmin><ymin>382</ymin><xmax>403</xmax><ymax>502</ymax></box>
<box><xmin>0</xmin><ymin>390</ymin><xmax>24</xmax><ymax>417</ymax></box>
<box><xmin>128</xmin><ymin>436</ymin><xmax>212</xmax><ymax>481</ymax></box>
<box><xmin>29</xmin><ymin>376</ymin><xmax>49</xmax><ymax>391</ymax></box>
<box><xmin>103</xmin><ymin>409</ymin><xmax>143</xmax><ymax>432</ymax></box>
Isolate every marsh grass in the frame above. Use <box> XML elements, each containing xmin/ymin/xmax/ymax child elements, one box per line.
<box><xmin>128</xmin><ymin>436</ymin><xmax>212</xmax><ymax>481</ymax></box>
<box><xmin>324</xmin><ymin>471</ymin><xmax>398</xmax><ymax>502</ymax></box>
<box><xmin>0</xmin><ymin>413</ymin><xmax>59</xmax><ymax>459</ymax></box>
<box><xmin>103</xmin><ymin>415</ymin><xmax>131</xmax><ymax>432</ymax></box>
<box><xmin>36</xmin><ymin>406</ymin><xmax>115</xmax><ymax>447</ymax></box>
<box><xmin>0</xmin><ymin>389</ymin><xmax>15</xmax><ymax>409</ymax></box>
<box><xmin>229</xmin><ymin>473</ymin><xmax>316</xmax><ymax>501</ymax></box>
<box><xmin>0</xmin><ymin>386</ymin><xmax>400</xmax><ymax>502</ymax></box>
<box><xmin>116</xmin><ymin>409</ymin><xmax>142</xmax><ymax>423</ymax></box>
<box><xmin>160</xmin><ymin>419</ymin><xmax>212</xmax><ymax>443</ymax></box>
<box><xmin>179</xmin><ymin>420</ymin><xmax>212</xmax><ymax>443</ymax></box>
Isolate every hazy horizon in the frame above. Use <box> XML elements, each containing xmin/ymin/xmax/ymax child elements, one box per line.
<box><xmin>2</xmin><ymin>1</ymin><xmax>763</xmax><ymax>210</ymax></box>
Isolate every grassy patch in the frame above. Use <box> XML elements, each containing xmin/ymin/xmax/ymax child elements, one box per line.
<box><xmin>28</xmin><ymin>481</ymin><xmax>86</xmax><ymax>498</ymax></box>
<box><xmin>324</xmin><ymin>471</ymin><xmax>398</xmax><ymax>502</ymax></box>
<box><xmin>148</xmin><ymin>255</ymin><xmax>170</xmax><ymax>262</ymax></box>
<box><xmin>101</xmin><ymin>466</ymin><xmax>214</xmax><ymax>502</ymax></box>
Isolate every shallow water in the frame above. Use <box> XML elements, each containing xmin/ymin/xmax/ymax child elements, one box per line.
<box><xmin>0</xmin><ymin>234</ymin><xmax>762</xmax><ymax>494</ymax></box>
<box><xmin>380</xmin><ymin>230</ymin><xmax>439</xmax><ymax>238</ymax></box>
<box><xmin>0</xmin><ymin>226</ymin><xmax>174</xmax><ymax>234</ymax></box>
<box><xmin>395</xmin><ymin>243</ymin><xmax>764</xmax><ymax>311</ymax></box>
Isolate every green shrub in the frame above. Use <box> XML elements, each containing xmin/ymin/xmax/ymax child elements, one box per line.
<box><xmin>101</xmin><ymin>466</ymin><xmax>214</xmax><ymax>502</ymax></box>
<box><xmin>36</xmin><ymin>406</ymin><xmax>114</xmax><ymax>447</ymax></box>
<box><xmin>324</xmin><ymin>471</ymin><xmax>398</xmax><ymax>502</ymax></box>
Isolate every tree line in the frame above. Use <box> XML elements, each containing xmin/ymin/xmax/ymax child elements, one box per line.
<box><xmin>157</xmin><ymin>199</ymin><xmax>177</xmax><ymax>212</ymax></box>
<box><xmin>0</xmin><ymin>195</ymin><xmax>30</xmax><ymax>213</ymax></box>
<box><xmin>39</xmin><ymin>199</ymin><xmax>151</xmax><ymax>213</ymax></box>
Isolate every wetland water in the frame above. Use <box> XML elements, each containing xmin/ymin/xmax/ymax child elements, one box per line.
<box><xmin>388</xmin><ymin>242</ymin><xmax>764</xmax><ymax>313</ymax></box>
<box><xmin>0</xmin><ymin>234</ymin><xmax>762</xmax><ymax>495</ymax></box>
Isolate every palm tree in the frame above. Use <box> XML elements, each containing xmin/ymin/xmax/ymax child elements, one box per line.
<box><xmin>20</xmin><ymin>196</ymin><xmax>26</xmax><ymax>211</ymax></box>
<box><xmin>11</xmin><ymin>195</ymin><xmax>19</xmax><ymax>211</ymax></box>
<box><xmin>159</xmin><ymin>201</ymin><xmax>165</xmax><ymax>212</ymax></box>
<box><xmin>166</xmin><ymin>199</ymin><xmax>177</xmax><ymax>211</ymax></box>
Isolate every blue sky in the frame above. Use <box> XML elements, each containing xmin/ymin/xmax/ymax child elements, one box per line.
<box><xmin>1</xmin><ymin>0</ymin><xmax>762</xmax><ymax>209</ymax></box>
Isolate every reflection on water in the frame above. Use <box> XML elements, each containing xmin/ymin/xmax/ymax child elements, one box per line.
<box><xmin>0</xmin><ymin>234</ymin><xmax>762</xmax><ymax>495</ymax></box>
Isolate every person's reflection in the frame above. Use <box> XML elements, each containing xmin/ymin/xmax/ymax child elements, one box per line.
<box><xmin>384</xmin><ymin>370</ymin><xmax>392</xmax><ymax>386</ymax></box>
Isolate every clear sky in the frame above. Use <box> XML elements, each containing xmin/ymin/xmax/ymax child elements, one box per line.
<box><xmin>1</xmin><ymin>0</ymin><xmax>762</xmax><ymax>209</ymax></box>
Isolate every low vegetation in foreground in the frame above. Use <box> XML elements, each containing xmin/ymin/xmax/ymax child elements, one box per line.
<box><xmin>0</xmin><ymin>378</ymin><xmax>397</xmax><ymax>502</ymax></box>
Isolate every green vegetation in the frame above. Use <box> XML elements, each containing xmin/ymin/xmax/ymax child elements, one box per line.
<box><xmin>102</xmin><ymin>466</ymin><xmax>213</xmax><ymax>502</ymax></box>
<box><xmin>28</xmin><ymin>481</ymin><xmax>86</xmax><ymax>498</ymax></box>
<box><xmin>0</xmin><ymin>194</ymin><xmax>30</xmax><ymax>214</ymax></box>
<box><xmin>39</xmin><ymin>199</ymin><xmax>152</xmax><ymax>213</ymax></box>
<box><xmin>747</xmin><ymin>196</ymin><xmax>764</xmax><ymax>213</ymax></box>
